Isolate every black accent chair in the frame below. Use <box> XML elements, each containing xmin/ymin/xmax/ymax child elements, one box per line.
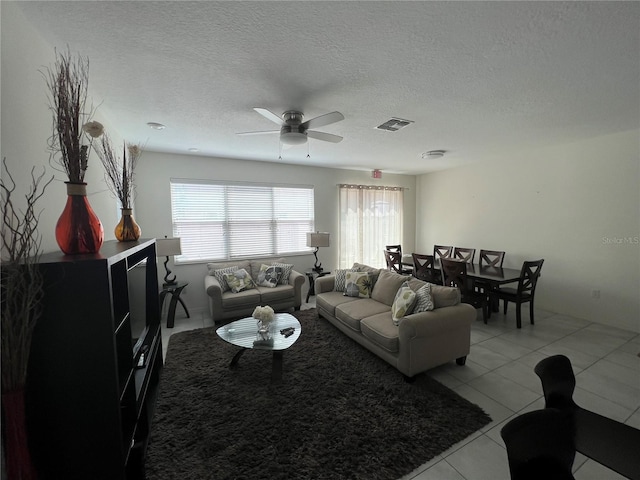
<box><xmin>500</xmin><ymin>408</ymin><xmax>576</xmax><ymax>480</ymax></box>
<box><xmin>411</xmin><ymin>253</ymin><xmax>440</xmax><ymax>284</ymax></box>
<box><xmin>494</xmin><ymin>259</ymin><xmax>544</xmax><ymax>328</ymax></box>
<box><xmin>441</xmin><ymin>258</ymin><xmax>489</xmax><ymax>323</ymax></box>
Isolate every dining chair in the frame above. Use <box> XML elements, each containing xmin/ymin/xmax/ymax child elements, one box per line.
<box><xmin>441</xmin><ymin>258</ymin><xmax>489</xmax><ymax>322</ymax></box>
<box><xmin>453</xmin><ymin>247</ymin><xmax>476</xmax><ymax>263</ymax></box>
<box><xmin>433</xmin><ymin>245</ymin><xmax>453</xmax><ymax>260</ymax></box>
<box><xmin>384</xmin><ymin>249</ymin><xmax>412</xmax><ymax>275</ymax></box>
<box><xmin>494</xmin><ymin>259</ymin><xmax>544</xmax><ymax>328</ymax></box>
<box><xmin>479</xmin><ymin>249</ymin><xmax>505</xmax><ymax>268</ymax></box>
<box><xmin>411</xmin><ymin>253</ymin><xmax>440</xmax><ymax>284</ymax></box>
<box><xmin>385</xmin><ymin>245</ymin><xmax>402</xmax><ymax>253</ymax></box>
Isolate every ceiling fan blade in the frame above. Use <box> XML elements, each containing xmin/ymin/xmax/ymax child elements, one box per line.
<box><xmin>307</xmin><ymin>130</ymin><xmax>343</xmax><ymax>143</ymax></box>
<box><xmin>301</xmin><ymin>111</ymin><xmax>344</xmax><ymax>129</ymax></box>
<box><xmin>236</xmin><ymin>130</ymin><xmax>280</xmax><ymax>136</ymax></box>
<box><xmin>253</xmin><ymin>108</ymin><xmax>284</xmax><ymax>125</ymax></box>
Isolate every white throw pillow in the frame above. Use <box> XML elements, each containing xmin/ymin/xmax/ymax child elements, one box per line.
<box><xmin>413</xmin><ymin>283</ymin><xmax>435</xmax><ymax>313</ymax></box>
<box><xmin>213</xmin><ymin>265</ymin><xmax>238</xmax><ymax>292</ymax></box>
<box><xmin>391</xmin><ymin>281</ymin><xmax>417</xmax><ymax>326</ymax></box>
<box><xmin>344</xmin><ymin>271</ymin><xmax>371</xmax><ymax>298</ymax></box>
<box><xmin>257</xmin><ymin>264</ymin><xmax>282</xmax><ymax>288</ymax></box>
<box><xmin>272</xmin><ymin>262</ymin><xmax>293</xmax><ymax>285</ymax></box>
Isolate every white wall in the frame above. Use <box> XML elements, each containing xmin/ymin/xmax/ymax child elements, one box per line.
<box><xmin>135</xmin><ymin>151</ymin><xmax>416</xmax><ymax>315</ymax></box>
<box><xmin>416</xmin><ymin>130</ymin><xmax>640</xmax><ymax>333</ymax></box>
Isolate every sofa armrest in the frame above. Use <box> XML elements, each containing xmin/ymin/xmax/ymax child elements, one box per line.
<box><xmin>289</xmin><ymin>270</ymin><xmax>305</xmax><ymax>308</ymax></box>
<box><xmin>315</xmin><ymin>275</ymin><xmax>336</xmax><ymax>294</ymax></box>
<box><xmin>204</xmin><ymin>274</ymin><xmax>224</xmax><ymax>319</ymax></box>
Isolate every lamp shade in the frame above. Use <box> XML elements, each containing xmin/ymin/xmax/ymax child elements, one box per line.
<box><xmin>156</xmin><ymin>237</ymin><xmax>182</xmax><ymax>257</ymax></box>
<box><xmin>306</xmin><ymin>232</ymin><xmax>330</xmax><ymax>248</ymax></box>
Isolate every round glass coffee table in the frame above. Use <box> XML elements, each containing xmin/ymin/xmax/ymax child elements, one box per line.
<box><xmin>215</xmin><ymin>313</ymin><xmax>301</xmax><ymax>383</ymax></box>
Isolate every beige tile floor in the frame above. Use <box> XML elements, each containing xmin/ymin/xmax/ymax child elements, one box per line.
<box><xmin>161</xmin><ymin>301</ymin><xmax>640</xmax><ymax>480</ymax></box>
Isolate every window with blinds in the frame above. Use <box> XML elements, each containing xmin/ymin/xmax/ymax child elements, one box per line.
<box><xmin>170</xmin><ymin>180</ymin><xmax>315</xmax><ymax>262</ymax></box>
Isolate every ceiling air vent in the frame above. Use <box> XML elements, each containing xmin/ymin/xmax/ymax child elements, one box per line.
<box><xmin>375</xmin><ymin>117</ymin><xmax>414</xmax><ymax>132</ymax></box>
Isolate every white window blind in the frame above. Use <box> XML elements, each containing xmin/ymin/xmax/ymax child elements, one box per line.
<box><xmin>170</xmin><ymin>180</ymin><xmax>314</xmax><ymax>262</ymax></box>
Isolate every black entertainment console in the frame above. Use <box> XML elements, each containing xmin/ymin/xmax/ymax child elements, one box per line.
<box><xmin>25</xmin><ymin>239</ymin><xmax>163</xmax><ymax>480</ymax></box>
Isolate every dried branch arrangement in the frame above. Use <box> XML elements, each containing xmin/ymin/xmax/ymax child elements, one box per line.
<box><xmin>1</xmin><ymin>158</ymin><xmax>53</xmax><ymax>392</ymax></box>
<box><xmin>42</xmin><ymin>47</ymin><xmax>103</xmax><ymax>183</ymax></box>
<box><xmin>96</xmin><ymin>133</ymin><xmax>143</xmax><ymax>209</ymax></box>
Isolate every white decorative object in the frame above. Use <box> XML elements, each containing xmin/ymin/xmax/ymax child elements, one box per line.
<box><xmin>252</xmin><ymin>305</ymin><xmax>275</xmax><ymax>339</ymax></box>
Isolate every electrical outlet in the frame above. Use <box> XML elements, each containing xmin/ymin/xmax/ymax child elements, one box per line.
<box><xmin>591</xmin><ymin>289</ymin><xmax>600</xmax><ymax>299</ymax></box>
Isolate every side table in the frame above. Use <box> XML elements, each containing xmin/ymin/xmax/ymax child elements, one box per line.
<box><xmin>160</xmin><ymin>281</ymin><xmax>190</xmax><ymax>328</ymax></box>
<box><xmin>305</xmin><ymin>271</ymin><xmax>331</xmax><ymax>302</ymax></box>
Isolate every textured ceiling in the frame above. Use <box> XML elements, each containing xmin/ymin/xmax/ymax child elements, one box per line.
<box><xmin>15</xmin><ymin>1</ymin><xmax>640</xmax><ymax>174</ymax></box>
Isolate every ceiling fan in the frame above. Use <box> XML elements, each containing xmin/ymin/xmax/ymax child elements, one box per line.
<box><xmin>237</xmin><ymin>108</ymin><xmax>344</xmax><ymax>145</ymax></box>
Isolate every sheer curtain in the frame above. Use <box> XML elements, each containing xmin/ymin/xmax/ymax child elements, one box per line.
<box><xmin>339</xmin><ymin>184</ymin><xmax>404</xmax><ymax>268</ymax></box>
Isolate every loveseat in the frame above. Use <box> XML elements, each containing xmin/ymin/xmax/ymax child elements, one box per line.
<box><xmin>315</xmin><ymin>263</ymin><xmax>476</xmax><ymax>379</ymax></box>
<box><xmin>204</xmin><ymin>258</ymin><xmax>305</xmax><ymax>323</ymax></box>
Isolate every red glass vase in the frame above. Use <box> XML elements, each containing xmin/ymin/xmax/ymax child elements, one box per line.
<box><xmin>2</xmin><ymin>388</ymin><xmax>37</xmax><ymax>480</ymax></box>
<box><xmin>114</xmin><ymin>208</ymin><xmax>141</xmax><ymax>242</ymax></box>
<box><xmin>55</xmin><ymin>182</ymin><xmax>104</xmax><ymax>254</ymax></box>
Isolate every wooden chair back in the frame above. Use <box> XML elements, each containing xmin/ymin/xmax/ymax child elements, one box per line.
<box><xmin>412</xmin><ymin>253</ymin><xmax>438</xmax><ymax>283</ymax></box>
<box><xmin>440</xmin><ymin>258</ymin><xmax>469</xmax><ymax>294</ymax></box>
<box><xmin>516</xmin><ymin>259</ymin><xmax>544</xmax><ymax>296</ymax></box>
<box><xmin>479</xmin><ymin>249</ymin><xmax>505</xmax><ymax>268</ymax></box>
<box><xmin>453</xmin><ymin>247</ymin><xmax>476</xmax><ymax>263</ymax></box>
<box><xmin>384</xmin><ymin>249</ymin><xmax>404</xmax><ymax>274</ymax></box>
<box><xmin>385</xmin><ymin>245</ymin><xmax>402</xmax><ymax>254</ymax></box>
<box><xmin>433</xmin><ymin>245</ymin><xmax>453</xmax><ymax>260</ymax></box>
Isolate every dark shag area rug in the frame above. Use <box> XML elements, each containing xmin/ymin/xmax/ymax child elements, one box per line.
<box><xmin>145</xmin><ymin>309</ymin><xmax>491</xmax><ymax>480</ymax></box>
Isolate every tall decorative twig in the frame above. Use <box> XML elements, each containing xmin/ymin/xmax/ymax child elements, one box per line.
<box><xmin>42</xmin><ymin>47</ymin><xmax>103</xmax><ymax>183</ymax></box>
<box><xmin>1</xmin><ymin>158</ymin><xmax>53</xmax><ymax>392</ymax></box>
<box><xmin>96</xmin><ymin>133</ymin><xmax>143</xmax><ymax>209</ymax></box>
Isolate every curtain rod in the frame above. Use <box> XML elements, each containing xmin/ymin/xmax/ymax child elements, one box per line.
<box><xmin>337</xmin><ymin>184</ymin><xmax>408</xmax><ymax>191</ymax></box>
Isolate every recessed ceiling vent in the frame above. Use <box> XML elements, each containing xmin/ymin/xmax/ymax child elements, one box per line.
<box><xmin>375</xmin><ymin>117</ymin><xmax>414</xmax><ymax>132</ymax></box>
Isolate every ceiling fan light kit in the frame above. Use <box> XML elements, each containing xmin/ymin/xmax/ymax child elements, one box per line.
<box><xmin>238</xmin><ymin>108</ymin><xmax>344</xmax><ymax>146</ymax></box>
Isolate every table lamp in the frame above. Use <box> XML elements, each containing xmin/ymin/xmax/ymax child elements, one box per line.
<box><xmin>306</xmin><ymin>232</ymin><xmax>330</xmax><ymax>273</ymax></box>
<box><xmin>156</xmin><ymin>236</ymin><xmax>182</xmax><ymax>286</ymax></box>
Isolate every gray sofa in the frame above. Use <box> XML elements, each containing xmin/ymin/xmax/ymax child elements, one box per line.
<box><xmin>204</xmin><ymin>258</ymin><xmax>305</xmax><ymax>323</ymax></box>
<box><xmin>315</xmin><ymin>263</ymin><xmax>476</xmax><ymax>379</ymax></box>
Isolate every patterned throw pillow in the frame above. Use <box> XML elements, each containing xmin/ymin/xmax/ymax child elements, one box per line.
<box><xmin>213</xmin><ymin>266</ymin><xmax>238</xmax><ymax>292</ymax></box>
<box><xmin>343</xmin><ymin>271</ymin><xmax>372</xmax><ymax>298</ymax></box>
<box><xmin>391</xmin><ymin>281</ymin><xmax>417</xmax><ymax>326</ymax></box>
<box><xmin>257</xmin><ymin>264</ymin><xmax>282</xmax><ymax>288</ymax></box>
<box><xmin>272</xmin><ymin>263</ymin><xmax>294</xmax><ymax>285</ymax></box>
<box><xmin>224</xmin><ymin>269</ymin><xmax>255</xmax><ymax>293</ymax></box>
<box><xmin>334</xmin><ymin>269</ymin><xmax>356</xmax><ymax>292</ymax></box>
<box><xmin>413</xmin><ymin>283</ymin><xmax>435</xmax><ymax>313</ymax></box>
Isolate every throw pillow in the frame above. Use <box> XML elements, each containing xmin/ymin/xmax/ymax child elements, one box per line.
<box><xmin>343</xmin><ymin>271</ymin><xmax>372</xmax><ymax>298</ymax></box>
<box><xmin>391</xmin><ymin>281</ymin><xmax>417</xmax><ymax>326</ymax></box>
<box><xmin>413</xmin><ymin>282</ymin><xmax>435</xmax><ymax>313</ymax></box>
<box><xmin>256</xmin><ymin>264</ymin><xmax>282</xmax><ymax>288</ymax></box>
<box><xmin>272</xmin><ymin>262</ymin><xmax>293</xmax><ymax>285</ymax></box>
<box><xmin>334</xmin><ymin>268</ymin><xmax>356</xmax><ymax>292</ymax></box>
<box><xmin>224</xmin><ymin>268</ymin><xmax>255</xmax><ymax>293</ymax></box>
<box><xmin>213</xmin><ymin>265</ymin><xmax>239</xmax><ymax>292</ymax></box>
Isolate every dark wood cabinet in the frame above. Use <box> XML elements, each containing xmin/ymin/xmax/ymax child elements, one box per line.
<box><xmin>25</xmin><ymin>239</ymin><xmax>163</xmax><ymax>480</ymax></box>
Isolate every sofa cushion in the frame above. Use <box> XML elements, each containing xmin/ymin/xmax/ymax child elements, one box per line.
<box><xmin>256</xmin><ymin>264</ymin><xmax>282</xmax><ymax>288</ymax></box>
<box><xmin>391</xmin><ymin>281</ymin><xmax>417</xmax><ymax>325</ymax></box>
<box><xmin>257</xmin><ymin>284</ymin><xmax>294</xmax><ymax>303</ymax></box>
<box><xmin>344</xmin><ymin>271</ymin><xmax>372</xmax><ymax>298</ymax></box>
<box><xmin>316</xmin><ymin>291</ymin><xmax>359</xmax><ymax>317</ymax></box>
<box><xmin>371</xmin><ymin>270</ymin><xmax>408</xmax><ymax>306</ymax></box>
<box><xmin>225</xmin><ymin>269</ymin><xmax>255</xmax><ymax>293</ymax></box>
<box><xmin>335</xmin><ymin>299</ymin><xmax>390</xmax><ymax>332</ymax></box>
<box><xmin>221</xmin><ymin>288</ymin><xmax>261</xmax><ymax>308</ymax></box>
<box><xmin>430</xmin><ymin>284</ymin><xmax>461</xmax><ymax>308</ymax></box>
<box><xmin>360</xmin><ymin>313</ymin><xmax>399</xmax><ymax>353</ymax></box>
